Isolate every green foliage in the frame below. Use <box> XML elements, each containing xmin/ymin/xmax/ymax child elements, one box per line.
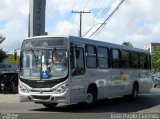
<box><xmin>122</xmin><ymin>41</ymin><xmax>133</xmax><ymax>47</ymax></box>
<box><xmin>0</xmin><ymin>49</ymin><xmax>7</xmax><ymax>63</ymax></box>
<box><xmin>152</xmin><ymin>48</ymin><xmax>160</xmax><ymax>71</ymax></box>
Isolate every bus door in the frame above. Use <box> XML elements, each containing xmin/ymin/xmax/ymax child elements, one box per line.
<box><xmin>70</xmin><ymin>45</ymin><xmax>86</xmax><ymax>103</ymax></box>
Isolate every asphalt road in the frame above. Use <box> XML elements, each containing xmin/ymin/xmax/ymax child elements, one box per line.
<box><xmin>0</xmin><ymin>88</ymin><xmax>160</xmax><ymax>119</ymax></box>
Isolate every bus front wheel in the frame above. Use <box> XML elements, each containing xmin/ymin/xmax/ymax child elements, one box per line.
<box><xmin>84</xmin><ymin>89</ymin><xmax>96</xmax><ymax>107</ymax></box>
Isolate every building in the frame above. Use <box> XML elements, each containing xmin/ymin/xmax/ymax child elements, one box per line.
<box><xmin>144</xmin><ymin>43</ymin><xmax>160</xmax><ymax>54</ymax></box>
<box><xmin>0</xmin><ymin>54</ymin><xmax>19</xmax><ymax>73</ymax></box>
<box><xmin>29</xmin><ymin>0</ymin><xmax>46</xmax><ymax>37</ymax></box>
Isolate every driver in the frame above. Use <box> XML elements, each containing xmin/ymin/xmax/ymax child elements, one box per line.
<box><xmin>52</xmin><ymin>53</ymin><xmax>62</xmax><ymax>64</ymax></box>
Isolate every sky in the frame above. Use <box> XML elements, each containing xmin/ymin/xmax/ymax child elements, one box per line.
<box><xmin>0</xmin><ymin>0</ymin><xmax>160</xmax><ymax>54</ymax></box>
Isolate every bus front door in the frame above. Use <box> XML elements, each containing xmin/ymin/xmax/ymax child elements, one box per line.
<box><xmin>70</xmin><ymin>46</ymin><xmax>86</xmax><ymax>104</ymax></box>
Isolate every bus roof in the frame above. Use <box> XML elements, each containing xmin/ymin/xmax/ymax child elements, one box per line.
<box><xmin>24</xmin><ymin>35</ymin><xmax>149</xmax><ymax>54</ymax></box>
<box><xmin>68</xmin><ymin>36</ymin><xmax>150</xmax><ymax>54</ymax></box>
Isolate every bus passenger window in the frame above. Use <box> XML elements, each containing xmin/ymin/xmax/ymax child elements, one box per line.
<box><xmin>139</xmin><ymin>53</ymin><xmax>146</xmax><ymax>69</ymax></box>
<box><xmin>121</xmin><ymin>50</ymin><xmax>130</xmax><ymax>68</ymax></box>
<box><xmin>97</xmin><ymin>47</ymin><xmax>109</xmax><ymax>68</ymax></box>
<box><xmin>131</xmin><ymin>52</ymin><xmax>139</xmax><ymax>68</ymax></box>
<box><xmin>112</xmin><ymin>49</ymin><xmax>120</xmax><ymax>68</ymax></box>
<box><xmin>86</xmin><ymin>45</ymin><xmax>97</xmax><ymax>68</ymax></box>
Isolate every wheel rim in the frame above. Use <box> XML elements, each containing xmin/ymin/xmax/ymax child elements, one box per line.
<box><xmin>85</xmin><ymin>93</ymin><xmax>94</xmax><ymax>104</ymax></box>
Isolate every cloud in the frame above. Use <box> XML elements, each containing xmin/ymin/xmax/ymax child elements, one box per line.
<box><xmin>0</xmin><ymin>0</ymin><xmax>160</xmax><ymax>53</ymax></box>
<box><xmin>90</xmin><ymin>0</ymin><xmax>160</xmax><ymax>48</ymax></box>
<box><xmin>0</xmin><ymin>0</ymin><xmax>28</xmax><ymax>53</ymax></box>
<box><xmin>0</xmin><ymin>20</ymin><xmax>27</xmax><ymax>53</ymax></box>
<box><xmin>0</xmin><ymin>0</ymin><xmax>28</xmax><ymax>20</ymax></box>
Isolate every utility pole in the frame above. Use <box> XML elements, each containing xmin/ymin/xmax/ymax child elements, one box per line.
<box><xmin>72</xmin><ymin>11</ymin><xmax>90</xmax><ymax>37</ymax></box>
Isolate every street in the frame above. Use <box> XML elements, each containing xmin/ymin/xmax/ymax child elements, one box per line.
<box><xmin>0</xmin><ymin>88</ymin><xmax>160</xmax><ymax>119</ymax></box>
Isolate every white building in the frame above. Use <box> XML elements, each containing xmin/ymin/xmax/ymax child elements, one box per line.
<box><xmin>144</xmin><ymin>43</ymin><xmax>160</xmax><ymax>54</ymax></box>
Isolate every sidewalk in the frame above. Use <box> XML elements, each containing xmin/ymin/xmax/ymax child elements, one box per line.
<box><xmin>0</xmin><ymin>94</ymin><xmax>19</xmax><ymax>103</ymax></box>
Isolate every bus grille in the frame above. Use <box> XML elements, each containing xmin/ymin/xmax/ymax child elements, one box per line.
<box><xmin>20</xmin><ymin>75</ymin><xmax>68</xmax><ymax>88</ymax></box>
<box><xmin>32</xmin><ymin>95</ymin><xmax>51</xmax><ymax>100</ymax></box>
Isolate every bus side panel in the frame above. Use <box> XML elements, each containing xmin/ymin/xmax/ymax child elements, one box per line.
<box><xmin>85</xmin><ymin>69</ymin><xmax>111</xmax><ymax>100</ymax></box>
<box><xmin>137</xmin><ymin>70</ymin><xmax>152</xmax><ymax>94</ymax></box>
<box><xmin>69</xmin><ymin>75</ymin><xmax>86</xmax><ymax>104</ymax></box>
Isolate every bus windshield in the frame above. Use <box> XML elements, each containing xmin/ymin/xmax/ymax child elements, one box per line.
<box><xmin>19</xmin><ymin>49</ymin><xmax>68</xmax><ymax>80</ymax></box>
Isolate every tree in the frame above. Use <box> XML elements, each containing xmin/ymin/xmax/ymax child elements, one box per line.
<box><xmin>152</xmin><ymin>48</ymin><xmax>160</xmax><ymax>72</ymax></box>
<box><xmin>0</xmin><ymin>49</ymin><xmax>7</xmax><ymax>63</ymax></box>
<box><xmin>122</xmin><ymin>41</ymin><xmax>133</xmax><ymax>47</ymax></box>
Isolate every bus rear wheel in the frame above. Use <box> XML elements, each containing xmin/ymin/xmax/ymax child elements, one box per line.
<box><xmin>131</xmin><ymin>83</ymin><xmax>138</xmax><ymax>100</ymax></box>
<box><xmin>43</xmin><ymin>103</ymin><xmax>58</xmax><ymax>108</ymax></box>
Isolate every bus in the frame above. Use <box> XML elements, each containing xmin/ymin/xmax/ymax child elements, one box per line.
<box><xmin>19</xmin><ymin>36</ymin><xmax>152</xmax><ymax>108</ymax></box>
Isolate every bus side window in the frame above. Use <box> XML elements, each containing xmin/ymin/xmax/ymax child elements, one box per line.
<box><xmin>121</xmin><ymin>50</ymin><xmax>130</xmax><ymax>68</ymax></box>
<box><xmin>86</xmin><ymin>45</ymin><xmax>97</xmax><ymax>68</ymax></box>
<box><xmin>70</xmin><ymin>47</ymin><xmax>85</xmax><ymax>76</ymax></box>
<box><xmin>111</xmin><ymin>49</ymin><xmax>120</xmax><ymax>68</ymax></box>
<box><xmin>147</xmin><ymin>54</ymin><xmax>151</xmax><ymax>69</ymax></box>
<box><xmin>97</xmin><ymin>47</ymin><xmax>109</xmax><ymax>68</ymax></box>
<box><xmin>131</xmin><ymin>52</ymin><xmax>139</xmax><ymax>69</ymax></box>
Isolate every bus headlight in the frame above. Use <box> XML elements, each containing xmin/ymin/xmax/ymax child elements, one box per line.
<box><xmin>19</xmin><ymin>84</ymin><xmax>28</xmax><ymax>93</ymax></box>
<box><xmin>55</xmin><ymin>83</ymin><xmax>68</xmax><ymax>94</ymax></box>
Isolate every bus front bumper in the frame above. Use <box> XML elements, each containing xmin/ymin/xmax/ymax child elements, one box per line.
<box><xmin>19</xmin><ymin>90</ymin><xmax>70</xmax><ymax>104</ymax></box>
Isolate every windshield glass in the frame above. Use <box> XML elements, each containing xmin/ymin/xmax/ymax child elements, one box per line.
<box><xmin>20</xmin><ymin>49</ymin><xmax>68</xmax><ymax>80</ymax></box>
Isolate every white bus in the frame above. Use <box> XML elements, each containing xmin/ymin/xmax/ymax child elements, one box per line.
<box><xmin>19</xmin><ymin>36</ymin><xmax>152</xmax><ymax>108</ymax></box>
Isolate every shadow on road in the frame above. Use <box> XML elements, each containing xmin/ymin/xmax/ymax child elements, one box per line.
<box><xmin>30</xmin><ymin>94</ymin><xmax>160</xmax><ymax>113</ymax></box>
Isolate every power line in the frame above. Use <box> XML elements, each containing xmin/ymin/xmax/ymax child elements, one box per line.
<box><xmin>98</xmin><ymin>0</ymin><xmax>117</xmax><ymax>20</ymax></box>
<box><xmin>83</xmin><ymin>0</ymin><xmax>116</xmax><ymax>37</ymax></box>
<box><xmin>88</xmin><ymin>0</ymin><xmax>125</xmax><ymax>38</ymax></box>
<box><xmin>92</xmin><ymin>0</ymin><xmax>117</xmax><ymax>27</ymax></box>
<box><xmin>72</xmin><ymin>11</ymin><xmax>90</xmax><ymax>37</ymax></box>
<box><xmin>83</xmin><ymin>23</ymin><xmax>106</xmax><ymax>37</ymax></box>
<box><xmin>83</xmin><ymin>0</ymin><xmax>90</xmax><ymax>11</ymax></box>
<box><xmin>62</xmin><ymin>0</ymin><xmax>76</xmax><ymax>35</ymax></box>
<box><xmin>0</xmin><ymin>34</ymin><xmax>5</xmax><ymax>44</ymax></box>
<box><xmin>81</xmin><ymin>0</ymin><xmax>104</xmax><ymax>23</ymax></box>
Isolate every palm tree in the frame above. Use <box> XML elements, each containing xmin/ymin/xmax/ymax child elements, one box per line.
<box><xmin>122</xmin><ymin>41</ymin><xmax>133</xmax><ymax>47</ymax></box>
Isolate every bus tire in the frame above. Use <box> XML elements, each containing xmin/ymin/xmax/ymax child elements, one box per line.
<box><xmin>43</xmin><ymin>103</ymin><xmax>58</xmax><ymax>108</ymax></box>
<box><xmin>84</xmin><ymin>89</ymin><xmax>96</xmax><ymax>107</ymax></box>
<box><xmin>131</xmin><ymin>83</ymin><xmax>138</xmax><ymax>100</ymax></box>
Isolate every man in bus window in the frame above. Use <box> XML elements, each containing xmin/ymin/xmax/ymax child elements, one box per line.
<box><xmin>52</xmin><ymin>53</ymin><xmax>61</xmax><ymax>64</ymax></box>
<box><xmin>52</xmin><ymin>52</ymin><xmax>67</xmax><ymax>65</ymax></box>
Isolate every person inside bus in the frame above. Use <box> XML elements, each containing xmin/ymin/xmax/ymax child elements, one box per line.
<box><xmin>52</xmin><ymin>53</ymin><xmax>61</xmax><ymax>64</ymax></box>
<box><xmin>52</xmin><ymin>53</ymin><xmax>67</xmax><ymax>65</ymax></box>
<box><xmin>48</xmin><ymin>52</ymin><xmax>67</xmax><ymax>74</ymax></box>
